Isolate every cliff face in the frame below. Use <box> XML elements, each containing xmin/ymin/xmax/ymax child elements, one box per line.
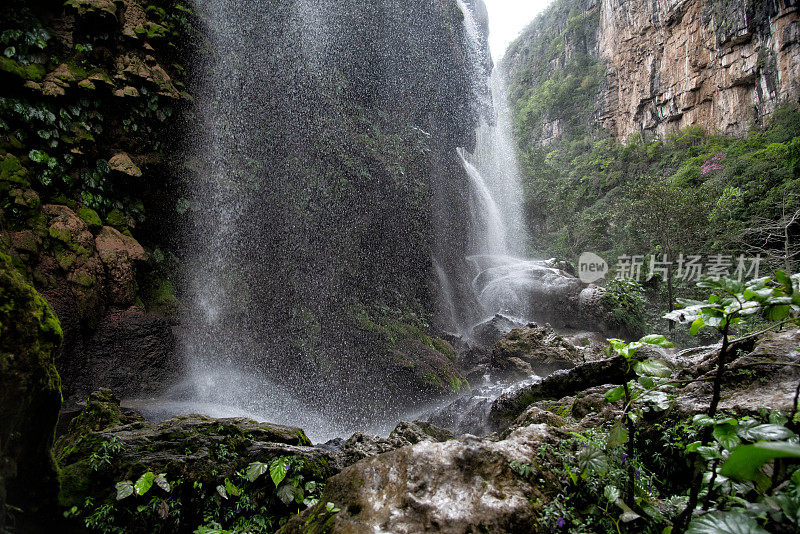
<box><xmin>599</xmin><ymin>0</ymin><xmax>800</xmax><ymax>139</ymax></box>
<box><xmin>504</xmin><ymin>0</ymin><xmax>800</xmax><ymax>143</ymax></box>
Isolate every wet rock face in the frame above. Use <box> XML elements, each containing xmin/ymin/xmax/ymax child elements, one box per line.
<box><xmin>328</xmin><ymin>421</ymin><xmax>455</xmax><ymax>470</ymax></box>
<box><xmin>281</xmin><ymin>424</ymin><xmax>565</xmax><ymax>534</ymax></box>
<box><xmin>0</xmin><ymin>252</ymin><xmax>63</xmax><ymax>526</ymax></box>
<box><xmin>488</xmin><ymin>356</ymin><xmax>630</xmax><ymax>431</ymax></box>
<box><xmin>56</xmin><ymin>406</ymin><xmax>331</xmax><ymax>510</ymax></box>
<box><xmin>490</xmin><ymin>325</ymin><xmax>584</xmax><ymax>380</ymax></box>
<box><xmin>597</xmin><ymin>0</ymin><xmax>800</xmax><ymax>139</ymax></box>
<box><xmin>58</xmin><ymin>307</ymin><xmax>178</xmax><ymax>406</ymax></box>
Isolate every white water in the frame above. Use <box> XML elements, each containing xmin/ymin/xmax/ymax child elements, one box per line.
<box><xmin>438</xmin><ymin>2</ymin><xmax>569</xmax><ymax>336</ymax></box>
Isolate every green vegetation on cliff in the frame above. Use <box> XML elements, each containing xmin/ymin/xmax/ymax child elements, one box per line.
<box><xmin>503</xmin><ymin>0</ymin><xmax>800</xmax><ymax>337</ymax></box>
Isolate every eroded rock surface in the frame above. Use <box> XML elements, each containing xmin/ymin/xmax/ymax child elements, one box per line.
<box><xmin>281</xmin><ymin>424</ymin><xmax>565</xmax><ymax>534</ymax></box>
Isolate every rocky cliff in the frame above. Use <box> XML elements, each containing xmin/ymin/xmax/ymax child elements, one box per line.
<box><xmin>505</xmin><ymin>0</ymin><xmax>800</xmax><ymax>144</ymax></box>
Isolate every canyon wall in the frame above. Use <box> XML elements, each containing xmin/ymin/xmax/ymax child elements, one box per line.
<box><xmin>505</xmin><ymin>0</ymin><xmax>800</xmax><ymax>144</ymax></box>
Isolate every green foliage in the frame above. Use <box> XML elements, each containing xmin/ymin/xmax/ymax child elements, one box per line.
<box><xmin>78</xmin><ymin>454</ymin><xmax>328</xmax><ymax>533</ymax></box>
<box><xmin>87</xmin><ymin>437</ymin><xmax>123</xmax><ymax>471</ymax></box>
<box><xmin>600</xmin><ymin>278</ymin><xmax>647</xmax><ymax>337</ymax></box>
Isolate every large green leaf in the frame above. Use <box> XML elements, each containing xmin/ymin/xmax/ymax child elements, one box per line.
<box><xmin>246</xmin><ymin>461</ymin><xmax>269</xmax><ymax>482</ymax></box>
<box><xmin>578</xmin><ymin>446</ymin><xmax>608</xmax><ymax>476</ymax></box>
<box><xmin>639</xmin><ymin>334</ymin><xmax>673</xmax><ymax>348</ymax></box>
<box><xmin>606</xmin><ymin>423</ymin><xmax>628</xmax><ymax>449</ymax></box>
<box><xmin>689</xmin><ymin>317</ymin><xmax>705</xmax><ymax>335</ymax></box>
<box><xmin>634</xmin><ymin>359</ymin><xmax>672</xmax><ymax>378</ymax></box>
<box><xmin>270</xmin><ymin>459</ymin><xmax>288</xmax><ymax>487</ymax></box>
<box><xmin>712</xmin><ymin>423</ymin><xmax>741</xmax><ymax>451</ymax></box>
<box><xmin>604</xmin><ymin>385</ymin><xmax>626</xmax><ymax>403</ymax></box>
<box><xmin>134</xmin><ymin>472</ymin><xmax>155</xmax><ymax>496</ymax></box>
<box><xmin>276</xmin><ymin>484</ymin><xmax>297</xmax><ymax>505</ymax></box>
<box><xmin>687</xmin><ymin>511</ymin><xmax>768</xmax><ymax>533</ymax></box>
<box><xmin>737</xmin><ymin>423</ymin><xmax>795</xmax><ymax>442</ymax></box>
<box><xmin>721</xmin><ymin>442</ymin><xmax>800</xmax><ymax>481</ymax></box>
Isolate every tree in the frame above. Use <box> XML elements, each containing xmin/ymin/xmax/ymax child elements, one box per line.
<box><xmin>622</xmin><ymin>179</ymin><xmax>714</xmax><ymax>329</ymax></box>
<box><xmin>738</xmin><ymin>193</ymin><xmax>799</xmax><ymax>275</ymax></box>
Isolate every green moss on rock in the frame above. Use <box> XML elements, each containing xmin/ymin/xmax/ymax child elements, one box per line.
<box><xmin>76</xmin><ymin>207</ymin><xmax>102</xmax><ymax>230</ymax></box>
<box><xmin>0</xmin><ymin>57</ymin><xmax>47</xmax><ymax>82</ymax></box>
<box><xmin>0</xmin><ymin>250</ymin><xmax>63</xmax><ymax>523</ymax></box>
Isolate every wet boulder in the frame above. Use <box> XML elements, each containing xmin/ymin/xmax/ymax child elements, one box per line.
<box><xmin>490</xmin><ymin>324</ymin><xmax>583</xmax><ymax>380</ymax></box>
<box><xmin>281</xmin><ymin>424</ymin><xmax>566</xmax><ymax>534</ymax></box>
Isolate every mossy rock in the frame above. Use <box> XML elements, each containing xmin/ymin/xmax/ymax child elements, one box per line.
<box><xmin>0</xmin><ymin>57</ymin><xmax>47</xmax><ymax>82</ymax></box>
<box><xmin>104</xmin><ymin>207</ymin><xmax>129</xmax><ymax>230</ymax></box>
<box><xmin>0</xmin><ymin>153</ymin><xmax>29</xmax><ymax>189</ymax></box>
<box><xmin>76</xmin><ymin>207</ymin><xmax>102</xmax><ymax>231</ymax></box>
<box><xmin>64</xmin><ymin>0</ymin><xmax>117</xmax><ymax>18</ymax></box>
<box><xmin>0</xmin><ymin>251</ymin><xmax>63</xmax><ymax>523</ymax></box>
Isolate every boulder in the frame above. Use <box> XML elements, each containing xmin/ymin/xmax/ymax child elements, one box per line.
<box><xmin>56</xmin><ymin>393</ymin><xmax>336</xmax><ymax>532</ymax></box>
<box><xmin>94</xmin><ymin>226</ymin><xmax>146</xmax><ymax>306</ymax></box>
<box><xmin>488</xmin><ymin>356</ymin><xmax>630</xmax><ymax>432</ymax></box>
<box><xmin>0</xmin><ymin>251</ymin><xmax>63</xmax><ymax>527</ymax></box>
<box><xmin>280</xmin><ymin>424</ymin><xmax>566</xmax><ymax>534</ymax></box>
<box><xmin>329</xmin><ymin>421</ymin><xmax>454</xmax><ymax>470</ymax></box>
<box><xmin>490</xmin><ymin>325</ymin><xmax>583</xmax><ymax>380</ymax></box>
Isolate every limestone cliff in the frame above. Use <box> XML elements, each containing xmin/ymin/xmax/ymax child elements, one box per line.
<box><xmin>505</xmin><ymin>0</ymin><xmax>800</xmax><ymax>143</ymax></box>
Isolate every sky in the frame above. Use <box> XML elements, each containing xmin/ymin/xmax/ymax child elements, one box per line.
<box><xmin>483</xmin><ymin>0</ymin><xmax>553</xmax><ymax>62</ymax></box>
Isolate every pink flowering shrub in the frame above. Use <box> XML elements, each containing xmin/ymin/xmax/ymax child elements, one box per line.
<box><xmin>700</xmin><ymin>150</ymin><xmax>727</xmax><ymax>175</ymax></box>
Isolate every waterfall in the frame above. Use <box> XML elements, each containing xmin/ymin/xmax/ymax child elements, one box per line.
<box><xmin>435</xmin><ymin>1</ymin><xmax>566</xmax><ymax>335</ymax></box>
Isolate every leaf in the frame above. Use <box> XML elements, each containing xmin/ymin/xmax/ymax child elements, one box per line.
<box><xmin>276</xmin><ymin>484</ymin><xmax>296</xmax><ymax>505</ymax></box>
<box><xmin>115</xmin><ymin>481</ymin><xmax>134</xmax><ymax>500</ymax></box>
<box><xmin>28</xmin><ymin>149</ymin><xmax>47</xmax><ymax>163</ymax></box>
<box><xmin>604</xmin><ymin>485</ymin><xmax>620</xmax><ymax>502</ymax></box>
<box><xmin>154</xmin><ymin>473</ymin><xmax>170</xmax><ymax>493</ymax></box>
<box><xmin>246</xmin><ymin>461</ymin><xmax>269</xmax><ymax>482</ymax></box>
<box><xmin>634</xmin><ymin>359</ymin><xmax>672</xmax><ymax>378</ymax></box>
<box><xmin>712</xmin><ymin>423</ymin><xmax>741</xmax><ymax>451</ymax></box>
<box><xmin>686</xmin><ymin>511</ymin><xmax>769</xmax><ymax>533</ymax></box>
<box><xmin>325</xmin><ymin>502</ymin><xmax>340</xmax><ymax>513</ymax></box>
<box><xmin>216</xmin><ymin>484</ymin><xmax>228</xmax><ymax>500</ymax></box>
<box><xmin>697</xmin><ymin>445</ymin><xmax>722</xmax><ymax>460</ymax></box>
<box><xmin>224</xmin><ymin>478</ymin><xmax>241</xmax><ymax>497</ymax></box>
<box><xmin>604</xmin><ymin>385</ymin><xmax>626</xmax><ymax>403</ymax></box>
<box><xmin>270</xmin><ymin>460</ymin><xmax>288</xmax><ymax>487</ymax></box>
<box><xmin>692</xmin><ymin>415</ymin><xmax>714</xmax><ymax>427</ymax></box>
<box><xmin>737</xmin><ymin>424</ymin><xmax>795</xmax><ymax>442</ymax></box>
<box><xmin>134</xmin><ymin>472</ymin><xmax>155</xmax><ymax>496</ymax></box>
<box><xmin>607</xmin><ymin>423</ymin><xmax>629</xmax><ymax>449</ymax></box>
<box><xmin>721</xmin><ymin>442</ymin><xmax>800</xmax><ymax>481</ymax></box>
<box><xmin>689</xmin><ymin>317</ymin><xmax>705</xmax><ymax>335</ymax></box>
<box><xmin>578</xmin><ymin>446</ymin><xmax>608</xmax><ymax>476</ymax></box>
<box><xmin>764</xmin><ymin>304</ymin><xmax>790</xmax><ymax>321</ymax></box>
<box><xmin>639</xmin><ymin>334</ymin><xmax>673</xmax><ymax>348</ymax></box>
<box><xmin>776</xmin><ymin>270</ymin><xmax>793</xmax><ymax>294</ymax></box>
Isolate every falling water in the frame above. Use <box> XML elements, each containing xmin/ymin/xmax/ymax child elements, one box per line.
<box><xmin>437</xmin><ymin>2</ymin><xmax>571</xmax><ymax>335</ymax></box>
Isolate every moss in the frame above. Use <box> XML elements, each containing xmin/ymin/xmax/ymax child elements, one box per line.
<box><xmin>105</xmin><ymin>208</ymin><xmax>128</xmax><ymax>230</ymax></box>
<box><xmin>77</xmin><ymin>207</ymin><xmax>102</xmax><ymax>230</ymax></box>
<box><xmin>54</xmin><ymin>248</ymin><xmax>76</xmax><ymax>271</ymax></box>
<box><xmin>0</xmin><ymin>250</ymin><xmax>63</xmax><ymax>516</ymax></box>
<box><xmin>48</xmin><ymin>226</ymin><xmax>72</xmax><ymax>243</ymax></box>
<box><xmin>0</xmin><ymin>153</ymin><xmax>29</xmax><ymax>189</ymax></box>
<box><xmin>71</xmin><ymin>271</ymin><xmax>95</xmax><ymax>288</ymax></box>
<box><xmin>0</xmin><ymin>57</ymin><xmax>47</xmax><ymax>81</ymax></box>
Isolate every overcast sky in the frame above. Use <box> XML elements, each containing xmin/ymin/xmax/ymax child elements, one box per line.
<box><xmin>483</xmin><ymin>0</ymin><xmax>553</xmax><ymax>62</ymax></box>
